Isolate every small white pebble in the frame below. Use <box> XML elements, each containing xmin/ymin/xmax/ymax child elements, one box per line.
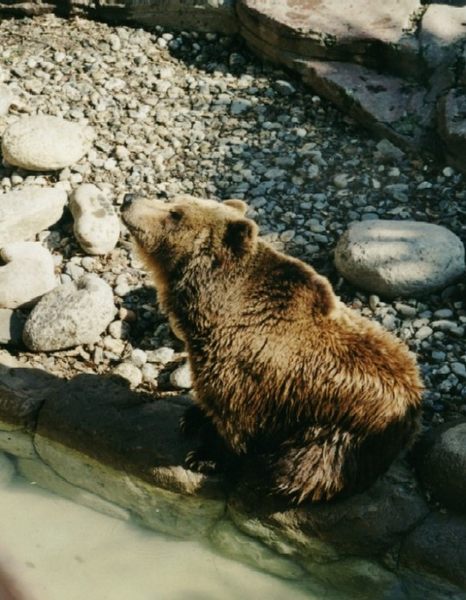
<box><xmin>113</xmin><ymin>362</ymin><xmax>142</xmax><ymax>388</ymax></box>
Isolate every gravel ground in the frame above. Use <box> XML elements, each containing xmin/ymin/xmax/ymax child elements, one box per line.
<box><xmin>0</xmin><ymin>14</ymin><xmax>465</xmax><ymax>430</ymax></box>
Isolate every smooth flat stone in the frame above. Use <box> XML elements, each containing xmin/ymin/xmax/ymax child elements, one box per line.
<box><xmin>2</xmin><ymin>115</ymin><xmax>95</xmax><ymax>171</ymax></box>
<box><xmin>0</xmin><ymin>242</ymin><xmax>57</xmax><ymax>309</ymax></box>
<box><xmin>335</xmin><ymin>220</ymin><xmax>465</xmax><ymax>297</ymax></box>
<box><xmin>0</xmin><ymin>186</ymin><xmax>67</xmax><ymax>247</ymax></box>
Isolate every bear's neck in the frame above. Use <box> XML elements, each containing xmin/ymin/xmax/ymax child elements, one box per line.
<box><xmin>165</xmin><ymin>247</ymin><xmax>263</xmax><ymax>341</ymax></box>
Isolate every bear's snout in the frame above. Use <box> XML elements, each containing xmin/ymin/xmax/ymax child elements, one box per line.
<box><xmin>122</xmin><ymin>193</ymin><xmax>135</xmax><ymax>210</ymax></box>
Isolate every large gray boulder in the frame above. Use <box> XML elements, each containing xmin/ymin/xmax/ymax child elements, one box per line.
<box><xmin>335</xmin><ymin>220</ymin><xmax>465</xmax><ymax>298</ymax></box>
<box><xmin>2</xmin><ymin>115</ymin><xmax>95</xmax><ymax>171</ymax></box>
<box><xmin>414</xmin><ymin>421</ymin><xmax>466</xmax><ymax>513</ymax></box>
<box><xmin>401</xmin><ymin>513</ymin><xmax>466</xmax><ymax>591</ymax></box>
<box><xmin>23</xmin><ymin>275</ymin><xmax>116</xmax><ymax>351</ymax></box>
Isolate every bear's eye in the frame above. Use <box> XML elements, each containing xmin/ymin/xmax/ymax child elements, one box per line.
<box><xmin>169</xmin><ymin>209</ymin><xmax>183</xmax><ymax>222</ymax></box>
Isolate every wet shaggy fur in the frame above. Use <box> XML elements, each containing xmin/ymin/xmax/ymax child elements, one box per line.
<box><xmin>122</xmin><ymin>195</ymin><xmax>423</xmax><ymax>504</ymax></box>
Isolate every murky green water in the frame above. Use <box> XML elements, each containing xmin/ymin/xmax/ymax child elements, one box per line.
<box><xmin>0</xmin><ymin>470</ymin><xmax>315</xmax><ymax>600</ymax></box>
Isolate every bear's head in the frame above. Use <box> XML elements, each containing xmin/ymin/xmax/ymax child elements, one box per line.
<box><xmin>122</xmin><ymin>194</ymin><xmax>258</xmax><ymax>274</ymax></box>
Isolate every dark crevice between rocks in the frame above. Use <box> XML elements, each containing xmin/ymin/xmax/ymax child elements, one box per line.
<box><xmin>391</xmin><ymin>506</ymin><xmax>433</xmax><ymax>571</ymax></box>
<box><xmin>453</xmin><ymin>39</ymin><xmax>466</xmax><ymax>88</ymax></box>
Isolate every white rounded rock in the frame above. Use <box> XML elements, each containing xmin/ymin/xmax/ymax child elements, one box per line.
<box><xmin>130</xmin><ymin>348</ymin><xmax>147</xmax><ymax>368</ymax></box>
<box><xmin>0</xmin><ymin>186</ymin><xmax>67</xmax><ymax>247</ymax></box>
<box><xmin>1</xmin><ymin>115</ymin><xmax>95</xmax><ymax>171</ymax></box>
<box><xmin>0</xmin><ymin>242</ymin><xmax>57</xmax><ymax>308</ymax></box>
<box><xmin>23</xmin><ymin>274</ymin><xmax>116</xmax><ymax>351</ymax></box>
<box><xmin>335</xmin><ymin>220</ymin><xmax>465</xmax><ymax>298</ymax></box>
<box><xmin>146</xmin><ymin>346</ymin><xmax>175</xmax><ymax>365</ymax></box>
<box><xmin>113</xmin><ymin>362</ymin><xmax>143</xmax><ymax>389</ymax></box>
<box><xmin>169</xmin><ymin>361</ymin><xmax>192</xmax><ymax>389</ymax></box>
<box><xmin>70</xmin><ymin>184</ymin><xmax>120</xmax><ymax>255</ymax></box>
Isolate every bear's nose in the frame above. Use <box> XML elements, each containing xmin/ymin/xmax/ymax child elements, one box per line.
<box><xmin>122</xmin><ymin>193</ymin><xmax>135</xmax><ymax>210</ymax></box>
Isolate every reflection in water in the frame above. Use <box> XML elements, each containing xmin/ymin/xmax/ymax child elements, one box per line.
<box><xmin>0</xmin><ymin>470</ymin><xmax>314</xmax><ymax>600</ymax></box>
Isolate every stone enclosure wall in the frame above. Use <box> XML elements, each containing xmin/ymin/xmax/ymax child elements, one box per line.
<box><xmin>4</xmin><ymin>0</ymin><xmax>466</xmax><ymax>170</ymax></box>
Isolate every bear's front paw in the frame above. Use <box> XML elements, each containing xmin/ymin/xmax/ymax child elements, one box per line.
<box><xmin>185</xmin><ymin>449</ymin><xmax>218</xmax><ymax>474</ymax></box>
<box><xmin>179</xmin><ymin>405</ymin><xmax>209</xmax><ymax>437</ymax></box>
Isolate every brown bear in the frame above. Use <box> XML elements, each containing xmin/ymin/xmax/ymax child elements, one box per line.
<box><xmin>122</xmin><ymin>194</ymin><xmax>423</xmax><ymax>504</ymax></box>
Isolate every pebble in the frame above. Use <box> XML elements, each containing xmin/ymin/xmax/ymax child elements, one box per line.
<box><xmin>451</xmin><ymin>363</ymin><xmax>466</xmax><ymax>379</ymax></box>
<box><xmin>369</xmin><ymin>295</ymin><xmax>379</xmax><ymax>311</ymax></box>
<box><xmin>113</xmin><ymin>362</ymin><xmax>142</xmax><ymax>388</ymax></box>
<box><xmin>70</xmin><ymin>184</ymin><xmax>120</xmax><ymax>255</ymax></box>
<box><xmin>65</xmin><ymin>263</ymin><xmax>85</xmax><ymax>281</ymax></box>
<box><xmin>374</xmin><ymin>138</ymin><xmax>405</xmax><ymax>163</ymax></box>
<box><xmin>431</xmin><ymin>320</ymin><xmax>459</xmax><ymax>332</ymax></box>
<box><xmin>307</xmin><ymin>164</ymin><xmax>319</xmax><ymax>179</ymax></box>
<box><xmin>81</xmin><ymin>256</ymin><xmax>97</xmax><ymax>271</ymax></box>
<box><xmin>230</xmin><ymin>99</ymin><xmax>251</xmax><ymax>115</ymax></box>
<box><xmin>130</xmin><ymin>348</ymin><xmax>147</xmax><ymax>368</ymax></box>
<box><xmin>2</xmin><ymin>115</ymin><xmax>95</xmax><ymax>171</ymax></box>
<box><xmin>433</xmin><ymin>308</ymin><xmax>454</xmax><ymax>319</ymax></box>
<box><xmin>23</xmin><ymin>274</ymin><xmax>116</xmax><ymax>351</ymax></box>
<box><xmin>333</xmin><ymin>174</ymin><xmax>349</xmax><ymax>189</ymax></box>
<box><xmin>102</xmin><ymin>336</ymin><xmax>125</xmax><ymax>355</ymax></box>
<box><xmin>108</xmin><ymin>320</ymin><xmax>131</xmax><ymax>340</ymax></box>
<box><xmin>141</xmin><ymin>363</ymin><xmax>159</xmax><ymax>386</ymax></box>
<box><xmin>169</xmin><ymin>362</ymin><xmax>192</xmax><ymax>389</ymax></box>
<box><xmin>442</xmin><ymin>166</ymin><xmax>455</xmax><ymax>177</ymax></box>
<box><xmin>274</xmin><ymin>80</ymin><xmax>296</xmax><ymax>96</ymax></box>
<box><xmin>382</xmin><ymin>314</ymin><xmax>397</xmax><ymax>331</ymax></box>
<box><xmin>0</xmin><ymin>186</ymin><xmax>67</xmax><ymax>247</ymax></box>
<box><xmin>395</xmin><ymin>303</ymin><xmax>417</xmax><ymax>318</ymax></box>
<box><xmin>416</xmin><ymin>326</ymin><xmax>433</xmax><ymax>341</ymax></box>
<box><xmin>0</xmin><ymin>242</ymin><xmax>56</xmax><ymax>308</ymax></box>
<box><xmin>146</xmin><ymin>347</ymin><xmax>175</xmax><ymax>365</ymax></box>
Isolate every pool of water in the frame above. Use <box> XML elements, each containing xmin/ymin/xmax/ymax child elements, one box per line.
<box><xmin>0</xmin><ymin>467</ymin><xmax>315</xmax><ymax>600</ymax></box>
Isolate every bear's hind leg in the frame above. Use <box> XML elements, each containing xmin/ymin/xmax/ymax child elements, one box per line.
<box><xmin>182</xmin><ymin>406</ymin><xmax>240</xmax><ymax>475</ymax></box>
<box><xmin>180</xmin><ymin>404</ymin><xmax>211</xmax><ymax>438</ymax></box>
<box><xmin>267</xmin><ymin>426</ymin><xmax>358</xmax><ymax>504</ymax></box>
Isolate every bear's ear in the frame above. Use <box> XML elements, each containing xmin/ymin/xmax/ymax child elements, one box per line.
<box><xmin>223</xmin><ymin>199</ymin><xmax>248</xmax><ymax>216</ymax></box>
<box><xmin>224</xmin><ymin>219</ymin><xmax>257</xmax><ymax>256</ymax></box>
